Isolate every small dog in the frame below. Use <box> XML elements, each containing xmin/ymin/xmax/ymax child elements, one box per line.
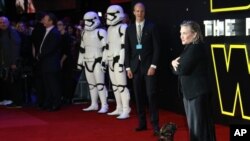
<box><xmin>158</xmin><ymin>122</ymin><xmax>177</xmax><ymax>141</ymax></box>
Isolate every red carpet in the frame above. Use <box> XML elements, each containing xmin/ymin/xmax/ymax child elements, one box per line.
<box><xmin>0</xmin><ymin>103</ymin><xmax>229</xmax><ymax>141</ymax></box>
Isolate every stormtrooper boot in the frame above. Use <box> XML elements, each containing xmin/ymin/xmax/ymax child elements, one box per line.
<box><xmin>82</xmin><ymin>92</ymin><xmax>98</xmax><ymax>111</ymax></box>
<box><xmin>98</xmin><ymin>91</ymin><xmax>109</xmax><ymax>113</ymax></box>
<box><xmin>117</xmin><ymin>90</ymin><xmax>131</xmax><ymax>119</ymax></box>
<box><xmin>107</xmin><ymin>92</ymin><xmax>122</xmax><ymax>115</ymax></box>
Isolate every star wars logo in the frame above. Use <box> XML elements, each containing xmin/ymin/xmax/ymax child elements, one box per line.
<box><xmin>205</xmin><ymin>0</ymin><xmax>250</xmax><ymax>121</ymax></box>
<box><xmin>211</xmin><ymin>44</ymin><xmax>250</xmax><ymax>120</ymax></box>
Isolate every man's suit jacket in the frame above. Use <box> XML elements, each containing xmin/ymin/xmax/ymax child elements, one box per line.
<box><xmin>37</xmin><ymin>27</ymin><xmax>61</xmax><ymax>72</ymax></box>
<box><xmin>31</xmin><ymin>22</ymin><xmax>46</xmax><ymax>52</ymax></box>
<box><xmin>125</xmin><ymin>21</ymin><xmax>160</xmax><ymax>74</ymax></box>
<box><xmin>173</xmin><ymin>43</ymin><xmax>211</xmax><ymax>100</ymax></box>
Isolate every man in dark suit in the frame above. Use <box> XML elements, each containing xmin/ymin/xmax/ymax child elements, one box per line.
<box><xmin>35</xmin><ymin>13</ymin><xmax>61</xmax><ymax>111</ymax></box>
<box><xmin>124</xmin><ymin>2</ymin><xmax>160</xmax><ymax>135</ymax></box>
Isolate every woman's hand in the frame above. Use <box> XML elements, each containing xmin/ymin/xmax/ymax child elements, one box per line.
<box><xmin>171</xmin><ymin>57</ymin><xmax>180</xmax><ymax>71</ymax></box>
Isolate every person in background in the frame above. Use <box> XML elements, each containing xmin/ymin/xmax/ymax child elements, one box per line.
<box><xmin>0</xmin><ymin>16</ymin><xmax>22</xmax><ymax>108</ymax></box>
<box><xmin>57</xmin><ymin>20</ymin><xmax>74</xmax><ymax>104</ymax></box>
<box><xmin>16</xmin><ymin>21</ymin><xmax>33</xmax><ymax>69</ymax></box>
<box><xmin>65</xmin><ymin>24</ymin><xmax>79</xmax><ymax>69</ymax></box>
<box><xmin>124</xmin><ymin>2</ymin><xmax>161</xmax><ymax>136</ymax></box>
<box><xmin>31</xmin><ymin>11</ymin><xmax>46</xmax><ymax>109</ymax></box>
<box><xmin>171</xmin><ymin>20</ymin><xmax>216</xmax><ymax>141</ymax></box>
<box><xmin>16</xmin><ymin>21</ymin><xmax>34</xmax><ymax>104</ymax></box>
<box><xmin>122</xmin><ymin>13</ymin><xmax>130</xmax><ymax>25</ymax></box>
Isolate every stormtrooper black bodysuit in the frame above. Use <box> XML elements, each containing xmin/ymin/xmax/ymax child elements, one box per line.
<box><xmin>78</xmin><ymin>11</ymin><xmax>108</xmax><ymax>113</ymax></box>
<box><xmin>103</xmin><ymin>5</ymin><xmax>131</xmax><ymax>119</ymax></box>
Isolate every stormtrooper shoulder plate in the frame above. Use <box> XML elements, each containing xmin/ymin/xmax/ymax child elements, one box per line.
<box><xmin>97</xmin><ymin>28</ymin><xmax>107</xmax><ymax>42</ymax></box>
<box><xmin>118</xmin><ymin>23</ymin><xmax>128</xmax><ymax>37</ymax></box>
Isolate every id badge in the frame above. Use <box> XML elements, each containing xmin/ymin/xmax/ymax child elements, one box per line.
<box><xmin>136</xmin><ymin>44</ymin><xmax>142</xmax><ymax>50</ymax></box>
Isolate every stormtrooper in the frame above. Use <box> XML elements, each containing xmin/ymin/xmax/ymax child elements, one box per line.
<box><xmin>102</xmin><ymin>5</ymin><xmax>130</xmax><ymax>119</ymax></box>
<box><xmin>78</xmin><ymin>11</ymin><xmax>108</xmax><ymax>113</ymax></box>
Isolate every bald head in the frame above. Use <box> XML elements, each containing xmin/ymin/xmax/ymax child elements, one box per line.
<box><xmin>133</xmin><ymin>2</ymin><xmax>145</xmax><ymax>22</ymax></box>
<box><xmin>134</xmin><ymin>2</ymin><xmax>145</xmax><ymax>11</ymax></box>
<box><xmin>0</xmin><ymin>16</ymin><xmax>10</xmax><ymax>30</ymax></box>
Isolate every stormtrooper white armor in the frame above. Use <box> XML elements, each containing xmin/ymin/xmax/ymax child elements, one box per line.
<box><xmin>78</xmin><ymin>11</ymin><xmax>108</xmax><ymax>113</ymax></box>
<box><xmin>103</xmin><ymin>5</ymin><xmax>131</xmax><ymax>119</ymax></box>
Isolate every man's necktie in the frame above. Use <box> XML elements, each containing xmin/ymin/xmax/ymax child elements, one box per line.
<box><xmin>137</xmin><ymin>24</ymin><xmax>142</xmax><ymax>61</ymax></box>
<box><xmin>137</xmin><ymin>24</ymin><xmax>142</xmax><ymax>44</ymax></box>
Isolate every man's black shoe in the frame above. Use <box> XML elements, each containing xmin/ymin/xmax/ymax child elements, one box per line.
<box><xmin>135</xmin><ymin>126</ymin><xmax>147</xmax><ymax>131</ymax></box>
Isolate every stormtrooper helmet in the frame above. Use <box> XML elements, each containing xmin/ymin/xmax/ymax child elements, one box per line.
<box><xmin>106</xmin><ymin>5</ymin><xmax>125</xmax><ymax>26</ymax></box>
<box><xmin>83</xmin><ymin>11</ymin><xmax>100</xmax><ymax>31</ymax></box>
